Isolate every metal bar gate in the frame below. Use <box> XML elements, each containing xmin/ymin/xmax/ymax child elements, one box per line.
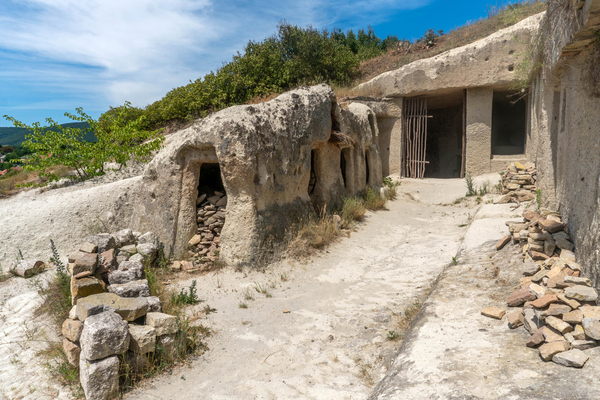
<box><xmin>403</xmin><ymin>97</ymin><xmax>429</xmax><ymax>179</ymax></box>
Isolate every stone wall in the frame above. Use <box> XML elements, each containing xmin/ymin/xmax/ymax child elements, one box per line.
<box><xmin>528</xmin><ymin>0</ymin><xmax>600</xmax><ymax>288</ymax></box>
<box><xmin>131</xmin><ymin>85</ymin><xmax>383</xmax><ymax>268</ymax></box>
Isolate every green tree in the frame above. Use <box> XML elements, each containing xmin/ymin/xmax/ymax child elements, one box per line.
<box><xmin>3</xmin><ymin>107</ymin><xmax>163</xmax><ymax>182</ymax></box>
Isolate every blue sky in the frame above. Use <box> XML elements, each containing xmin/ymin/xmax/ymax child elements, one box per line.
<box><xmin>0</xmin><ymin>0</ymin><xmax>522</xmax><ymax>126</ymax></box>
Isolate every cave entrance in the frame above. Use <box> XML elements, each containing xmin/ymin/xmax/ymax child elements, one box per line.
<box><xmin>194</xmin><ymin>162</ymin><xmax>226</xmax><ymax>263</ymax></box>
<box><xmin>424</xmin><ymin>92</ymin><xmax>465</xmax><ymax>178</ymax></box>
<box><xmin>492</xmin><ymin>91</ymin><xmax>526</xmax><ymax>155</ymax></box>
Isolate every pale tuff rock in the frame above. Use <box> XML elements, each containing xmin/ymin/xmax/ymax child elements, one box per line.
<box><xmin>80</xmin><ymin>311</ymin><xmax>130</xmax><ymax>361</ymax></box>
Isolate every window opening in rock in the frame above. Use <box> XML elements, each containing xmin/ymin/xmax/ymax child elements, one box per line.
<box><xmin>492</xmin><ymin>91</ymin><xmax>526</xmax><ymax>155</ymax></box>
<box><xmin>195</xmin><ymin>163</ymin><xmax>226</xmax><ymax>263</ymax></box>
<box><xmin>308</xmin><ymin>150</ymin><xmax>317</xmax><ymax>195</ymax></box>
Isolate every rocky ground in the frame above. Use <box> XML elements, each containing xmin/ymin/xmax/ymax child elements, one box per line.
<box><xmin>124</xmin><ymin>176</ymin><xmax>476</xmax><ymax>400</ymax></box>
<box><xmin>369</xmin><ymin>204</ymin><xmax>600</xmax><ymax>400</ymax></box>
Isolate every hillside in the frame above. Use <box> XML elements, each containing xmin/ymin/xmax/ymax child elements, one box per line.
<box><xmin>0</xmin><ymin>122</ymin><xmax>95</xmax><ymax>147</ymax></box>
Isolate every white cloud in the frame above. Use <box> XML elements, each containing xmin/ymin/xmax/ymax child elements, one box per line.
<box><xmin>0</xmin><ymin>0</ymin><xmax>430</xmax><ymax>117</ymax></box>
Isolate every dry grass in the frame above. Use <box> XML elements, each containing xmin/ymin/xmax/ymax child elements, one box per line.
<box><xmin>288</xmin><ymin>213</ymin><xmax>340</xmax><ymax>257</ymax></box>
<box><xmin>332</xmin><ymin>84</ymin><xmax>384</xmax><ymax>99</ymax></box>
<box><xmin>0</xmin><ymin>165</ymin><xmax>71</xmax><ymax>198</ymax></box>
<box><xmin>246</xmin><ymin>92</ymin><xmax>280</xmax><ymax>105</ymax></box>
<box><xmin>341</xmin><ymin>197</ymin><xmax>366</xmax><ymax>227</ymax></box>
<box><xmin>355</xmin><ymin>1</ymin><xmax>547</xmax><ymax>85</ymax></box>
<box><xmin>362</xmin><ymin>188</ymin><xmax>387</xmax><ymax>211</ymax></box>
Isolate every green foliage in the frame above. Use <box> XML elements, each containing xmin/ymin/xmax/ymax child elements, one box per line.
<box><xmin>465</xmin><ymin>174</ymin><xmax>476</xmax><ymax>196</ymax></box>
<box><xmin>536</xmin><ymin>189</ymin><xmax>542</xmax><ymax>210</ymax></box>
<box><xmin>387</xmin><ymin>330</ymin><xmax>401</xmax><ymax>341</ymax></box>
<box><xmin>3</xmin><ymin>106</ymin><xmax>163</xmax><ymax>182</ymax></box>
<box><xmin>418</xmin><ymin>29</ymin><xmax>444</xmax><ymax>47</ymax></box>
<box><xmin>171</xmin><ymin>280</ymin><xmax>200</xmax><ymax>306</ymax></box>
<box><xmin>341</xmin><ymin>197</ymin><xmax>366</xmax><ymax>227</ymax></box>
<box><xmin>130</xmin><ymin>22</ymin><xmax>402</xmax><ymax>130</ymax></box>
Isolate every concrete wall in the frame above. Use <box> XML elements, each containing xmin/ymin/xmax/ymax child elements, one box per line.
<box><xmin>465</xmin><ymin>87</ymin><xmax>493</xmax><ymax>175</ymax></box>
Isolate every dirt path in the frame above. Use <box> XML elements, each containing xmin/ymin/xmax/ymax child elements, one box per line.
<box><xmin>125</xmin><ymin>178</ymin><xmax>477</xmax><ymax>400</ymax></box>
<box><xmin>370</xmin><ymin>204</ymin><xmax>600</xmax><ymax>400</ymax></box>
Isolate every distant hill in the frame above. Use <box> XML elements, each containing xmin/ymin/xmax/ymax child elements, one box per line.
<box><xmin>0</xmin><ymin>122</ymin><xmax>96</xmax><ymax>147</ymax></box>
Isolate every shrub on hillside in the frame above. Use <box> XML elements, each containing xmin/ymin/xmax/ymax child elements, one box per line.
<box><xmin>3</xmin><ymin>106</ymin><xmax>163</xmax><ymax>182</ymax></box>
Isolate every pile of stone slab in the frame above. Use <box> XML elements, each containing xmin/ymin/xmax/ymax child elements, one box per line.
<box><xmin>61</xmin><ymin>229</ymin><xmax>184</xmax><ymax>399</ymax></box>
<box><xmin>498</xmin><ymin>161</ymin><xmax>537</xmax><ymax>203</ymax></box>
<box><xmin>488</xmin><ymin>209</ymin><xmax>599</xmax><ymax>368</ymax></box>
<box><xmin>190</xmin><ymin>189</ymin><xmax>227</xmax><ymax>263</ymax></box>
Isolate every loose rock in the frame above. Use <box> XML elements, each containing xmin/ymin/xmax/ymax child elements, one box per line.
<box><xmin>80</xmin><ymin>355</ymin><xmax>120</xmax><ymax>400</ymax></box>
<box><xmin>80</xmin><ymin>311</ymin><xmax>130</xmax><ymax>360</ymax></box>
<box><xmin>552</xmin><ymin>349</ymin><xmax>589</xmax><ymax>368</ymax></box>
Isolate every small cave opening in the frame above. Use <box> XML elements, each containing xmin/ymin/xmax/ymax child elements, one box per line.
<box><xmin>308</xmin><ymin>150</ymin><xmax>317</xmax><ymax>195</ymax></box>
<box><xmin>340</xmin><ymin>149</ymin><xmax>347</xmax><ymax>189</ymax></box>
<box><xmin>365</xmin><ymin>150</ymin><xmax>370</xmax><ymax>186</ymax></box>
<box><xmin>194</xmin><ymin>163</ymin><xmax>226</xmax><ymax>262</ymax></box>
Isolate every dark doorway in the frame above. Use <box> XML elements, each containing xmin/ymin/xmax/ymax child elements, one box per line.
<box><xmin>423</xmin><ymin>94</ymin><xmax>464</xmax><ymax>178</ymax></box>
<box><xmin>492</xmin><ymin>91</ymin><xmax>526</xmax><ymax>155</ymax></box>
<box><xmin>198</xmin><ymin>163</ymin><xmax>224</xmax><ymax>193</ymax></box>
<box><xmin>308</xmin><ymin>150</ymin><xmax>317</xmax><ymax>195</ymax></box>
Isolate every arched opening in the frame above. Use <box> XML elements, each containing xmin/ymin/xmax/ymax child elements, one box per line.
<box><xmin>195</xmin><ymin>162</ymin><xmax>226</xmax><ymax>262</ymax></box>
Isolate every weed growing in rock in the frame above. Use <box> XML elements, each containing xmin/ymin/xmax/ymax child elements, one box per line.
<box><xmin>171</xmin><ymin>280</ymin><xmax>200</xmax><ymax>306</ymax></box>
<box><xmin>242</xmin><ymin>287</ymin><xmax>255</xmax><ymax>301</ymax></box>
<box><xmin>119</xmin><ymin>314</ymin><xmax>211</xmax><ymax>394</ymax></box>
<box><xmin>536</xmin><ymin>189</ymin><xmax>542</xmax><ymax>210</ymax></box>
<box><xmin>386</xmin><ymin>330</ymin><xmax>401</xmax><ymax>341</ymax></box>
<box><xmin>37</xmin><ymin>240</ymin><xmax>72</xmax><ymax>327</ymax></box>
<box><xmin>465</xmin><ymin>174</ymin><xmax>476</xmax><ymax>196</ymax></box>
<box><xmin>239</xmin><ymin>302</ymin><xmax>248</xmax><ymax>309</ymax></box>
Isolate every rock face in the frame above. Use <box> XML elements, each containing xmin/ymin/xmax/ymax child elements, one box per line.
<box><xmin>356</xmin><ymin>14</ymin><xmax>543</xmax><ymax>98</ymax></box>
<box><xmin>131</xmin><ymin>84</ymin><xmax>383</xmax><ymax>266</ymax></box>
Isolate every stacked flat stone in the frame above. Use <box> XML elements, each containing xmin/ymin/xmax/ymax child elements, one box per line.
<box><xmin>192</xmin><ymin>190</ymin><xmax>227</xmax><ymax>263</ymax></box>
<box><xmin>73</xmin><ymin>307</ymin><xmax>177</xmax><ymax>400</ymax></box>
<box><xmin>499</xmin><ymin>161</ymin><xmax>537</xmax><ymax>203</ymax></box>
<box><xmin>62</xmin><ymin>231</ymin><xmax>163</xmax><ymax>378</ymax></box>
<box><xmin>491</xmin><ymin>209</ymin><xmax>598</xmax><ymax>368</ymax></box>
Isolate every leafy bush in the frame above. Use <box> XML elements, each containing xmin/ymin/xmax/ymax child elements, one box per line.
<box><xmin>3</xmin><ymin>106</ymin><xmax>163</xmax><ymax>182</ymax></box>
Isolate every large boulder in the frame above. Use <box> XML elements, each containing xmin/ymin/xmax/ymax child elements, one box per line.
<box><xmin>80</xmin><ymin>355</ymin><xmax>120</xmax><ymax>400</ymax></box>
<box><xmin>80</xmin><ymin>311</ymin><xmax>130</xmax><ymax>360</ymax></box>
<box><xmin>130</xmin><ymin>85</ymin><xmax>383</xmax><ymax>267</ymax></box>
